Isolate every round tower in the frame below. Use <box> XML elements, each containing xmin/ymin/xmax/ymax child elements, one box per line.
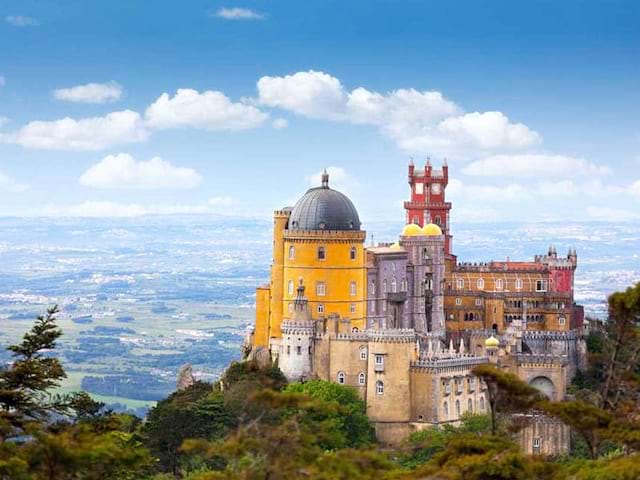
<box><xmin>279</xmin><ymin>280</ymin><xmax>315</xmax><ymax>381</ymax></box>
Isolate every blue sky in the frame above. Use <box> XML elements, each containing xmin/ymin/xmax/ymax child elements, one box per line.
<box><xmin>1</xmin><ymin>0</ymin><xmax>639</xmax><ymax>223</ymax></box>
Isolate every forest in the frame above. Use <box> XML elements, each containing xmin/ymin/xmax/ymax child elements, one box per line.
<box><xmin>0</xmin><ymin>282</ymin><xmax>638</xmax><ymax>479</ymax></box>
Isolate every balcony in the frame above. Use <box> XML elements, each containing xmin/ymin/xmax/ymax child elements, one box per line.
<box><xmin>387</xmin><ymin>292</ymin><xmax>407</xmax><ymax>303</ymax></box>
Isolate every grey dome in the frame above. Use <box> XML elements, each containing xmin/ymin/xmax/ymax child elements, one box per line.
<box><xmin>288</xmin><ymin>171</ymin><xmax>361</xmax><ymax>231</ymax></box>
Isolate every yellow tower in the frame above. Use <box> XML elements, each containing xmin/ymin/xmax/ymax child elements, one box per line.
<box><xmin>254</xmin><ymin>170</ymin><xmax>367</xmax><ymax>348</ymax></box>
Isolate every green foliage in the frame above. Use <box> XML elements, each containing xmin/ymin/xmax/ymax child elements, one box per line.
<box><xmin>400</xmin><ymin>413</ymin><xmax>491</xmax><ymax>469</ymax></box>
<box><xmin>142</xmin><ymin>382</ymin><xmax>232</xmax><ymax>475</ymax></box>
<box><xmin>284</xmin><ymin>380</ymin><xmax>375</xmax><ymax>448</ymax></box>
<box><xmin>559</xmin><ymin>453</ymin><xmax>640</xmax><ymax>480</ymax></box>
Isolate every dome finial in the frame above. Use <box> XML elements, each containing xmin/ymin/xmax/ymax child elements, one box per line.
<box><xmin>321</xmin><ymin>169</ymin><xmax>329</xmax><ymax>188</ymax></box>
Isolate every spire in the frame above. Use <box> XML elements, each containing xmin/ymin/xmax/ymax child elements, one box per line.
<box><xmin>426</xmin><ymin>156</ymin><xmax>431</xmax><ymax>167</ymax></box>
<box><xmin>448</xmin><ymin>338</ymin><xmax>454</xmax><ymax>353</ymax></box>
<box><xmin>459</xmin><ymin>337</ymin><xmax>465</xmax><ymax>354</ymax></box>
<box><xmin>321</xmin><ymin>169</ymin><xmax>329</xmax><ymax>188</ymax></box>
<box><xmin>443</xmin><ymin>157</ymin><xmax>448</xmax><ymax>166</ymax></box>
<box><xmin>409</xmin><ymin>157</ymin><xmax>414</xmax><ymax>166</ymax></box>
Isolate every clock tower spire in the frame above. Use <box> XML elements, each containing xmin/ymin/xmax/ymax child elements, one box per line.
<box><xmin>404</xmin><ymin>159</ymin><xmax>453</xmax><ymax>256</ymax></box>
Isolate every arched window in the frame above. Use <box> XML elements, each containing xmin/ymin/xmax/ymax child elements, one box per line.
<box><xmin>401</xmin><ymin>278</ymin><xmax>407</xmax><ymax>292</ymax></box>
<box><xmin>457</xmin><ymin>278</ymin><xmax>464</xmax><ymax>289</ymax></box>
<box><xmin>358</xmin><ymin>372</ymin><xmax>366</xmax><ymax>385</ymax></box>
<box><xmin>468</xmin><ymin>398</ymin><xmax>473</xmax><ymax>413</ymax></box>
<box><xmin>391</xmin><ymin>277</ymin><xmax>397</xmax><ymax>293</ymax></box>
<box><xmin>317</xmin><ymin>246</ymin><xmax>326</xmax><ymax>260</ymax></box>
<box><xmin>350</xmin><ymin>247</ymin><xmax>357</xmax><ymax>260</ymax></box>
<box><xmin>370</xmin><ymin>281</ymin><xmax>376</xmax><ymax>295</ymax></box>
<box><xmin>443</xmin><ymin>401</ymin><xmax>449</xmax><ymax>419</ymax></box>
<box><xmin>480</xmin><ymin>396</ymin><xmax>485</xmax><ymax>411</ymax></box>
<box><xmin>455</xmin><ymin>400</ymin><xmax>461</xmax><ymax>418</ymax></box>
<box><xmin>435</xmin><ymin>215</ymin><xmax>442</xmax><ymax>226</ymax></box>
<box><xmin>422</xmin><ymin>248</ymin><xmax>429</xmax><ymax>261</ymax></box>
<box><xmin>337</xmin><ymin>371</ymin><xmax>346</xmax><ymax>384</ymax></box>
<box><xmin>469</xmin><ymin>313</ymin><xmax>474</xmax><ymax>321</ymax></box>
<box><xmin>477</xmin><ymin>278</ymin><xmax>484</xmax><ymax>289</ymax></box>
<box><xmin>376</xmin><ymin>380</ymin><xmax>384</xmax><ymax>395</ymax></box>
<box><xmin>496</xmin><ymin>279</ymin><xmax>503</xmax><ymax>290</ymax></box>
<box><xmin>350</xmin><ymin>281</ymin><xmax>357</xmax><ymax>296</ymax></box>
<box><xmin>391</xmin><ymin>262</ymin><xmax>396</xmax><ymax>272</ymax></box>
<box><xmin>383</xmin><ymin>279</ymin><xmax>388</xmax><ymax>293</ymax></box>
<box><xmin>288</xmin><ymin>280</ymin><xmax>294</xmax><ymax>295</ymax></box>
<box><xmin>288</xmin><ymin>246</ymin><xmax>295</xmax><ymax>260</ymax></box>
<box><xmin>464</xmin><ymin>313</ymin><xmax>469</xmax><ymax>321</ymax></box>
<box><xmin>516</xmin><ymin>278</ymin><xmax>523</xmax><ymax>290</ymax></box>
<box><xmin>359</xmin><ymin>346</ymin><xmax>367</xmax><ymax>360</ymax></box>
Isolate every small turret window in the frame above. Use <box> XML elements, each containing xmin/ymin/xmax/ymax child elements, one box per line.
<box><xmin>288</xmin><ymin>246</ymin><xmax>295</xmax><ymax>260</ymax></box>
<box><xmin>318</xmin><ymin>246</ymin><xmax>326</xmax><ymax>260</ymax></box>
<box><xmin>350</xmin><ymin>247</ymin><xmax>357</xmax><ymax>260</ymax></box>
<box><xmin>376</xmin><ymin>380</ymin><xmax>384</xmax><ymax>395</ymax></box>
<box><xmin>337</xmin><ymin>371</ymin><xmax>346</xmax><ymax>384</ymax></box>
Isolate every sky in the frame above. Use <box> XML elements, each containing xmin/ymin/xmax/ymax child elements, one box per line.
<box><xmin>0</xmin><ymin>0</ymin><xmax>639</xmax><ymax>223</ymax></box>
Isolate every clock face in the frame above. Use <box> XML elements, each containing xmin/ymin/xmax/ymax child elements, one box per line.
<box><xmin>431</xmin><ymin>183</ymin><xmax>441</xmax><ymax>194</ymax></box>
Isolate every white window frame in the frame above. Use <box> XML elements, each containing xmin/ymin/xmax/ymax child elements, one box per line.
<box><xmin>316</xmin><ymin>281</ymin><xmax>326</xmax><ymax>296</ymax></box>
<box><xmin>350</xmin><ymin>246</ymin><xmax>357</xmax><ymax>260</ymax></box>
<box><xmin>370</xmin><ymin>281</ymin><xmax>376</xmax><ymax>295</ymax></box>
<box><xmin>391</xmin><ymin>277</ymin><xmax>397</xmax><ymax>293</ymax></box>
<box><xmin>475</xmin><ymin>298</ymin><xmax>482</xmax><ymax>306</ymax></box>
<box><xmin>376</xmin><ymin>380</ymin><xmax>384</xmax><ymax>395</ymax></box>
<box><xmin>350</xmin><ymin>281</ymin><xmax>357</xmax><ymax>296</ymax></box>
<box><xmin>496</xmin><ymin>279</ymin><xmax>503</xmax><ymax>290</ymax></box>
<box><xmin>516</xmin><ymin>278</ymin><xmax>523</xmax><ymax>290</ymax></box>
<box><xmin>457</xmin><ymin>278</ymin><xmax>464</xmax><ymax>289</ymax></box>
<box><xmin>375</xmin><ymin>354</ymin><xmax>384</xmax><ymax>366</ymax></box>
<box><xmin>455</xmin><ymin>297</ymin><xmax>462</xmax><ymax>306</ymax></box>
<box><xmin>359</xmin><ymin>347</ymin><xmax>367</xmax><ymax>360</ymax></box>
<box><xmin>558</xmin><ymin>316</ymin><xmax>566</xmax><ymax>326</ymax></box>
<box><xmin>536</xmin><ymin>280</ymin><xmax>547</xmax><ymax>292</ymax></box>
<box><xmin>337</xmin><ymin>371</ymin><xmax>346</xmax><ymax>384</ymax></box>
<box><xmin>317</xmin><ymin>304</ymin><xmax>324</xmax><ymax>314</ymax></box>
<box><xmin>288</xmin><ymin>245</ymin><xmax>295</xmax><ymax>260</ymax></box>
<box><xmin>288</xmin><ymin>280</ymin><xmax>294</xmax><ymax>295</ymax></box>
<box><xmin>358</xmin><ymin>372</ymin><xmax>366</xmax><ymax>385</ymax></box>
<box><xmin>477</xmin><ymin>278</ymin><xmax>484</xmax><ymax>289</ymax></box>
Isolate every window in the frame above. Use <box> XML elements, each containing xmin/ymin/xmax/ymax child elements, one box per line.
<box><xmin>287</xmin><ymin>345</ymin><xmax>291</xmax><ymax>355</ymax></box>
<box><xmin>516</xmin><ymin>278</ymin><xmax>523</xmax><ymax>290</ymax></box>
<box><xmin>435</xmin><ymin>215</ymin><xmax>442</xmax><ymax>226</ymax></box>
<box><xmin>288</xmin><ymin>302</ymin><xmax>293</xmax><ymax>313</ymax></box>
<box><xmin>375</xmin><ymin>354</ymin><xmax>384</xmax><ymax>365</ymax></box>
<box><xmin>443</xmin><ymin>401</ymin><xmax>449</xmax><ymax>419</ymax></box>
<box><xmin>558</xmin><ymin>316</ymin><xmax>566</xmax><ymax>326</ymax></box>
<box><xmin>383</xmin><ymin>279</ymin><xmax>388</xmax><ymax>293</ymax></box>
<box><xmin>536</xmin><ymin>280</ymin><xmax>547</xmax><ymax>292</ymax></box>
<box><xmin>480</xmin><ymin>396</ymin><xmax>485</xmax><ymax>411</ymax></box>
<box><xmin>350</xmin><ymin>303</ymin><xmax>356</xmax><ymax>314</ymax></box>
<box><xmin>288</xmin><ymin>280</ymin><xmax>294</xmax><ymax>295</ymax></box>
<box><xmin>352</xmin><ymin>327</ymin><xmax>359</xmax><ymax>333</ymax></box>
<box><xmin>415</xmin><ymin>183</ymin><xmax>424</xmax><ymax>194</ymax></box>
<box><xmin>376</xmin><ymin>380</ymin><xmax>384</xmax><ymax>395</ymax></box>
<box><xmin>468</xmin><ymin>398</ymin><xmax>473</xmax><ymax>413</ymax></box>
<box><xmin>477</xmin><ymin>278</ymin><xmax>484</xmax><ymax>289</ymax></box>
<box><xmin>288</xmin><ymin>246</ymin><xmax>295</xmax><ymax>260</ymax></box>
<box><xmin>337</xmin><ymin>371</ymin><xmax>345</xmax><ymax>384</ymax></box>
<box><xmin>457</xmin><ymin>278</ymin><xmax>464</xmax><ymax>289</ymax></box>
<box><xmin>425</xmin><ymin>278</ymin><xmax>433</xmax><ymax>291</ymax></box>
<box><xmin>401</xmin><ymin>278</ymin><xmax>407</xmax><ymax>292</ymax></box>
<box><xmin>317</xmin><ymin>304</ymin><xmax>324</xmax><ymax>314</ymax></box>
<box><xmin>359</xmin><ymin>347</ymin><xmax>367</xmax><ymax>360</ymax></box>
<box><xmin>370</xmin><ymin>301</ymin><xmax>376</xmax><ymax>313</ymax></box>
<box><xmin>455</xmin><ymin>400</ymin><xmax>461</xmax><ymax>418</ymax></box>
<box><xmin>468</xmin><ymin>377</ymin><xmax>476</xmax><ymax>391</ymax></box>
<box><xmin>456</xmin><ymin>298</ymin><xmax>462</xmax><ymax>306</ymax></box>
<box><xmin>350</xmin><ymin>247</ymin><xmax>357</xmax><ymax>260</ymax></box>
<box><xmin>533</xmin><ymin>437</ymin><xmax>541</xmax><ymax>449</ymax></box>
<box><xmin>317</xmin><ymin>246</ymin><xmax>326</xmax><ymax>260</ymax></box>
<box><xmin>391</xmin><ymin>262</ymin><xmax>396</xmax><ymax>272</ymax></box>
<box><xmin>422</xmin><ymin>248</ymin><xmax>430</xmax><ymax>261</ymax></box>
<box><xmin>316</xmin><ymin>281</ymin><xmax>326</xmax><ymax>296</ymax></box>
<box><xmin>358</xmin><ymin>372</ymin><xmax>366</xmax><ymax>385</ymax></box>
<box><xmin>296</xmin><ymin>346</ymin><xmax>301</xmax><ymax>355</ymax></box>
<box><xmin>391</xmin><ymin>277</ymin><xmax>397</xmax><ymax>293</ymax></box>
<box><xmin>371</xmin><ymin>281</ymin><xmax>376</xmax><ymax>295</ymax></box>
<box><xmin>475</xmin><ymin>298</ymin><xmax>482</xmax><ymax>306</ymax></box>
<box><xmin>496</xmin><ymin>279</ymin><xmax>503</xmax><ymax>290</ymax></box>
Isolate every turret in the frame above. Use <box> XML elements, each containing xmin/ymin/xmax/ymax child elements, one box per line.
<box><xmin>279</xmin><ymin>280</ymin><xmax>315</xmax><ymax>381</ymax></box>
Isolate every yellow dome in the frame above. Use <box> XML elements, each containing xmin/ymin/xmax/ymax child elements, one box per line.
<box><xmin>390</xmin><ymin>242</ymin><xmax>402</xmax><ymax>249</ymax></box>
<box><xmin>401</xmin><ymin>223</ymin><xmax>423</xmax><ymax>236</ymax></box>
<box><xmin>485</xmin><ymin>336</ymin><xmax>500</xmax><ymax>348</ymax></box>
<box><xmin>422</xmin><ymin>223</ymin><xmax>443</xmax><ymax>236</ymax></box>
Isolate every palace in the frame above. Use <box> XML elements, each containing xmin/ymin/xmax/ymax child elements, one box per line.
<box><xmin>248</xmin><ymin>162</ymin><xmax>585</xmax><ymax>454</ymax></box>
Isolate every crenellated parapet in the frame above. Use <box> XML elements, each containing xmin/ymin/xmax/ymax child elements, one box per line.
<box><xmin>515</xmin><ymin>353</ymin><xmax>569</xmax><ymax>366</ymax></box>
<box><xmin>367</xmin><ymin>328</ymin><xmax>418</xmax><ymax>343</ymax></box>
<box><xmin>284</xmin><ymin>229</ymin><xmax>366</xmax><ymax>243</ymax></box>
<box><xmin>281</xmin><ymin>321</ymin><xmax>316</xmax><ymax>336</ymax></box>
<box><xmin>411</xmin><ymin>355</ymin><xmax>489</xmax><ymax>373</ymax></box>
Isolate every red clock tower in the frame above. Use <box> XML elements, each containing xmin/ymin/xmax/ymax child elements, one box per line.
<box><xmin>403</xmin><ymin>159</ymin><xmax>453</xmax><ymax>255</ymax></box>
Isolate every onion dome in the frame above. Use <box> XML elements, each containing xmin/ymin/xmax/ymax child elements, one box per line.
<box><xmin>401</xmin><ymin>223</ymin><xmax>423</xmax><ymax>236</ymax></box>
<box><xmin>422</xmin><ymin>223</ymin><xmax>443</xmax><ymax>236</ymax></box>
<box><xmin>485</xmin><ymin>336</ymin><xmax>500</xmax><ymax>348</ymax></box>
<box><xmin>288</xmin><ymin>170</ymin><xmax>361</xmax><ymax>231</ymax></box>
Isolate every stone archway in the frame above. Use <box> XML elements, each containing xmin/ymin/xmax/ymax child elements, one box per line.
<box><xmin>529</xmin><ymin>376</ymin><xmax>555</xmax><ymax>399</ymax></box>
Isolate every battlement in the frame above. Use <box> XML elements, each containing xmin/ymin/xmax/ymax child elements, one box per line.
<box><xmin>515</xmin><ymin>353</ymin><xmax>569</xmax><ymax>366</ymax></box>
<box><xmin>284</xmin><ymin>230</ymin><xmax>366</xmax><ymax>242</ymax></box>
<box><xmin>368</xmin><ymin>328</ymin><xmax>418</xmax><ymax>343</ymax></box>
<box><xmin>281</xmin><ymin>321</ymin><xmax>315</xmax><ymax>335</ymax></box>
<box><xmin>411</xmin><ymin>355</ymin><xmax>489</xmax><ymax>372</ymax></box>
<box><xmin>522</xmin><ymin>330</ymin><xmax>579</xmax><ymax>341</ymax></box>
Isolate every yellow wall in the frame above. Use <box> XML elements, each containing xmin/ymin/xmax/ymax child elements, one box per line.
<box><xmin>282</xmin><ymin>234</ymin><xmax>366</xmax><ymax>331</ymax></box>
<box><xmin>254</xmin><ymin>286</ymin><xmax>271</xmax><ymax>347</ymax></box>
<box><xmin>266</xmin><ymin>211</ymin><xmax>290</xmax><ymax>343</ymax></box>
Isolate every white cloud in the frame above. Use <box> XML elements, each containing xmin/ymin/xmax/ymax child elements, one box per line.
<box><xmin>54</xmin><ymin>81</ymin><xmax>123</xmax><ymax>104</ymax></box>
<box><xmin>208</xmin><ymin>196</ymin><xmax>234</xmax><ymax>207</ymax></box>
<box><xmin>629</xmin><ymin>180</ymin><xmax>640</xmax><ymax>196</ymax></box>
<box><xmin>0</xmin><ymin>170</ymin><xmax>29</xmax><ymax>192</ymax></box>
<box><xmin>0</xmin><ymin>117</ymin><xmax>8</xmax><ymax>128</ymax></box>
<box><xmin>0</xmin><ymin>76</ymin><xmax>5</xmax><ymax>87</ymax></box>
<box><xmin>586</xmin><ymin>206</ymin><xmax>640</xmax><ymax>221</ymax></box>
<box><xmin>272</xmin><ymin>118</ymin><xmax>288</xmax><ymax>129</ymax></box>
<box><xmin>258</xmin><ymin>71</ymin><xmax>348</xmax><ymax>120</ymax></box>
<box><xmin>257</xmin><ymin>70</ymin><xmax>538</xmax><ymax>155</ymax></box>
<box><xmin>5</xmin><ymin>110</ymin><xmax>148</xmax><ymax>150</ymax></box>
<box><xmin>5</xmin><ymin>15</ymin><xmax>39</xmax><ymax>27</ymax></box>
<box><xmin>41</xmin><ymin>199</ymin><xmax>237</xmax><ymax>217</ymax></box>
<box><xmin>145</xmin><ymin>89</ymin><xmax>268</xmax><ymax>131</ymax></box>
<box><xmin>215</xmin><ymin>8</ymin><xmax>265</xmax><ymax>20</ymax></box>
<box><xmin>463</xmin><ymin>154</ymin><xmax>610</xmax><ymax>177</ymax></box>
<box><xmin>79</xmin><ymin>153</ymin><xmax>202</xmax><ymax>189</ymax></box>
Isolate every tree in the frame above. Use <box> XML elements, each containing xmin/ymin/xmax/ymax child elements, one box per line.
<box><xmin>284</xmin><ymin>380</ymin><xmax>375</xmax><ymax>448</ymax></box>
<box><xmin>471</xmin><ymin>364</ymin><xmax>544</xmax><ymax>435</ymax></box>
<box><xmin>0</xmin><ymin>306</ymin><xmax>69</xmax><ymax>438</ymax></box>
